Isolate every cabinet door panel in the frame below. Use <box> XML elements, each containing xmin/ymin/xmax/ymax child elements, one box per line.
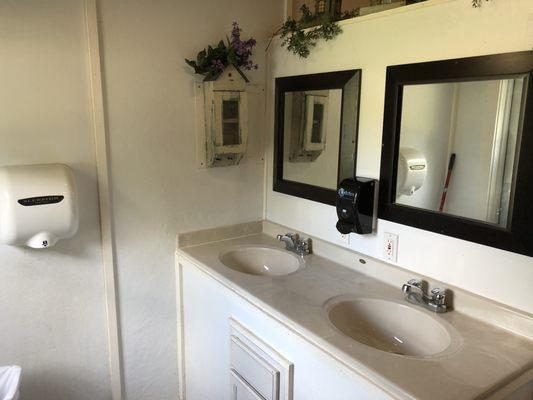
<box><xmin>231</xmin><ymin>336</ymin><xmax>279</xmax><ymax>400</ymax></box>
<box><xmin>231</xmin><ymin>370</ymin><xmax>266</xmax><ymax>400</ymax></box>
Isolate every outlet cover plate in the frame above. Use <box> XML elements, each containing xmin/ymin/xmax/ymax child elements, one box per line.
<box><xmin>384</xmin><ymin>232</ymin><xmax>398</xmax><ymax>262</ymax></box>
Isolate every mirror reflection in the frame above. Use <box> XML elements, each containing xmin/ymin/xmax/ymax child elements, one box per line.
<box><xmin>274</xmin><ymin>70</ymin><xmax>361</xmax><ymax>205</ymax></box>
<box><xmin>396</xmin><ymin>76</ymin><xmax>527</xmax><ymax>227</ymax></box>
<box><xmin>283</xmin><ymin>89</ymin><xmax>342</xmax><ymax>190</ymax></box>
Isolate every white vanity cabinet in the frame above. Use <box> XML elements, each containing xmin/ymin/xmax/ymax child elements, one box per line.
<box><xmin>177</xmin><ymin>258</ymin><xmax>393</xmax><ymax>400</ymax></box>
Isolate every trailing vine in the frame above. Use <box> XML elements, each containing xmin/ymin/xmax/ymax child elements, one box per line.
<box><xmin>273</xmin><ymin>0</ymin><xmax>494</xmax><ymax>58</ymax></box>
<box><xmin>279</xmin><ymin>12</ymin><xmax>342</xmax><ymax>58</ymax></box>
<box><xmin>472</xmin><ymin>0</ymin><xmax>491</xmax><ymax>7</ymax></box>
<box><xmin>275</xmin><ymin>3</ymin><xmax>357</xmax><ymax>59</ymax></box>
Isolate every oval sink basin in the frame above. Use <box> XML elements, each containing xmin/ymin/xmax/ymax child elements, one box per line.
<box><xmin>326</xmin><ymin>297</ymin><xmax>452</xmax><ymax>357</ymax></box>
<box><xmin>219</xmin><ymin>246</ymin><xmax>303</xmax><ymax>277</ymax></box>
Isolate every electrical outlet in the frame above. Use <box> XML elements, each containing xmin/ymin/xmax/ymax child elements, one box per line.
<box><xmin>339</xmin><ymin>233</ymin><xmax>350</xmax><ymax>245</ymax></box>
<box><xmin>384</xmin><ymin>232</ymin><xmax>398</xmax><ymax>262</ymax></box>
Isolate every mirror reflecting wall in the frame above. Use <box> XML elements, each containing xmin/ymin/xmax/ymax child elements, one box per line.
<box><xmin>396</xmin><ymin>76</ymin><xmax>526</xmax><ymax>228</ymax></box>
<box><xmin>283</xmin><ymin>89</ymin><xmax>342</xmax><ymax>190</ymax></box>
<box><xmin>274</xmin><ymin>70</ymin><xmax>361</xmax><ymax>205</ymax></box>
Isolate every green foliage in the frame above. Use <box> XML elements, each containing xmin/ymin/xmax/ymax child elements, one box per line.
<box><xmin>472</xmin><ymin>0</ymin><xmax>491</xmax><ymax>7</ymax></box>
<box><xmin>277</xmin><ymin>0</ymin><xmax>493</xmax><ymax>58</ymax></box>
<box><xmin>280</xmin><ymin>5</ymin><xmax>345</xmax><ymax>58</ymax></box>
<box><xmin>340</xmin><ymin>9</ymin><xmax>359</xmax><ymax>19</ymax></box>
<box><xmin>185</xmin><ymin>40</ymin><xmax>229</xmax><ymax>80</ymax></box>
<box><xmin>299</xmin><ymin>5</ymin><xmax>314</xmax><ymax>25</ymax></box>
<box><xmin>185</xmin><ymin>22</ymin><xmax>258</xmax><ymax>79</ymax></box>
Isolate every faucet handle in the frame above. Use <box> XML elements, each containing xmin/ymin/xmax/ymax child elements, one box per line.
<box><xmin>431</xmin><ymin>288</ymin><xmax>447</xmax><ymax>304</ymax></box>
<box><xmin>297</xmin><ymin>238</ymin><xmax>312</xmax><ymax>255</ymax></box>
<box><xmin>277</xmin><ymin>232</ymin><xmax>312</xmax><ymax>255</ymax></box>
<box><xmin>402</xmin><ymin>278</ymin><xmax>422</xmax><ymax>294</ymax></box>
<box><xmin>407</xmin><ymin>279</ymin><xmax>423</xmax><ymax>288</ymax></box>
<box><xmin>431</xmin><ymin>287</ymin><xmax>445</xmax><ymax>296</ymax></box>
<box><xmin>277</xmin><ymin>232</ymin><xmax>298</xmax><ymax>240</ymax></box>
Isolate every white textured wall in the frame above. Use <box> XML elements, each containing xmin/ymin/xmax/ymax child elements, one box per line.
<box><xmin>97</xmin><ymin>1</ymin><xmax>284</xmax><ymax>399</ymax></box>
<box><xmin>266</xmin><ymin>0</ymin><xmax>533</xmax><ymax>313</ymax></box>
<box><xmin>445</xmin><ymin>80</ymin><xmax>500</xmax><ymax>221</ymax></box>
<box><xmin>0</xmin><ymin>1</ymin><xmax>111</xmax><ymax>399</ymax></box>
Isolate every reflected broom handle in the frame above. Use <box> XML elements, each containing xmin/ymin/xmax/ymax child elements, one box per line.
<box><xmin>438</xmin><ymin>153</ymin><xmax>456</xmax><ymax>212</ymax></box>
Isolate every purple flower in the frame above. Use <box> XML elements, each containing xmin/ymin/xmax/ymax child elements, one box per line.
<box><xmin>212</xmin><ymin>59</ymin><xmax>225</xmax><ymax>72</ymax></box>
<box><xmin>230</xmin><ymin>21</ymin><xmax>258</xmax><ymax>71</ymax></box>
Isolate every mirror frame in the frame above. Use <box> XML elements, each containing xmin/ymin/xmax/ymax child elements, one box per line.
<box><xmin>274</xmin><ymin>70</ymin><xmax>361</xmax><ymax>205</ymax></box>
<box><xmin>379</xmin><ymin>51</ymin><xmax>533</xmax><ymax>257</ymax></box>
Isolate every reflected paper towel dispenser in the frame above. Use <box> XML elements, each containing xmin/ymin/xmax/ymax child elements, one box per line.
<box><xmin>0</xmin><ymin>164</ymin><xmax>79</xmax><ymax>249</ymax></box>
<box><xmin>397</xmin><ymin>147</ymin><xmax>427</xmax><ymax>196</ymax></box>
<box><xmin>336</xmin><ymin>178</ymin><xmax>376</xmax><ymax>235</ymax></box>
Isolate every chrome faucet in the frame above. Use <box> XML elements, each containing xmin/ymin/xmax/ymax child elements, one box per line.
<box><xmin>276</xmin><ymin>233</ymin><xmax>312</xmax><ymax>256</ymax></box>
<box><xmin>402</xmin><ymin>279</ymin><xmax>447</xmax><ymax>313</ymax></box>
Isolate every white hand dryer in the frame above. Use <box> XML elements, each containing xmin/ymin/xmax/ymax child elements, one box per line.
<box><xmin>397</xmin><ymin>147</ymin><xmax>427</xmax><ymax>196</ymax></box>
<box><xmin>0</xmin><ymin>164</ymin><xmax>79</xmax><ymax>249</ymax></box>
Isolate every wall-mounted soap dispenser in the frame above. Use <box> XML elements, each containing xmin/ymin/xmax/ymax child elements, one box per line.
<box><xmin>0</xmin><ymin>164</ymin><xmax>79</xmax><ymax>249</ymax></box>
<box><xmin>336</xmin><ymin>178</ymin><xmax>376</xmax><ymax>235</ymax></box>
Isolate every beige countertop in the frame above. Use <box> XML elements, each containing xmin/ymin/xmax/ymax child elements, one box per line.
<box><xmin>177</xmin><ymin>228</ymin><xmax>533</xmax><ymax>400</ymax></box>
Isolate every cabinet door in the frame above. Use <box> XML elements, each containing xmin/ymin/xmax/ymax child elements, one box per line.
<box><xmin>231</xmin><ymin>370</ymin><xmax>266</xmax><ymax>400</ymax></box>
<box><xmin>230</xmin><ymin>336</ymin><xmax>279</xmax><ymax>400</ymax></box>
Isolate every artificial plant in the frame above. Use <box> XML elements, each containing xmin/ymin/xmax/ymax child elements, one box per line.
<box><xmin>275</xmin><ymin>0</ymin><xmax>495</xmax><ymax>58</ymax></box>
<box><xmin>276</xmin><ymin>2</ymin><xmax>358</xmax><ymax>59</ymax></box>
<box><xmin>185</xmin><ymin>22</ymin><xmax>257</xmax><ymax>80</ymax></box>
<box><xmin>472</xmin><ymin>0</ymin><xmax>491</xmax><ymax>7</ymax></box>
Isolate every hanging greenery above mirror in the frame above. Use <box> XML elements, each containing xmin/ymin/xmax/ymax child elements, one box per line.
<box><xmin>274</xmin><ymin>0</ymin><xmax>494</xmax><ymax>58</ymax></box>
<box><xmin>472</xmin><ymin>0</ymin><xmax>491</xmax><ymax>7</ymax></box>
<box><xmin>275</xmin><ymin>0</ymin><xmax>356</xmax><ymax>58</ymax></box>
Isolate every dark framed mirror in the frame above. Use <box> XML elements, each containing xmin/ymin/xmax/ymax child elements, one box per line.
<box><xmin>274</xmin><ymin>70</ymin><xmax>362</xmax><ymax>205</ymax></box>
<box><xmin>379</xmin><ymin>51</ymin><xmax>533</xmax><ymax>256</ymax></box>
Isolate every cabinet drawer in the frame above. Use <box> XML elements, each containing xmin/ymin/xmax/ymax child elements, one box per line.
<box><xmin>230</xmin><ymin>336</ymin><xmax>280</xmax><ymax>400</ymax></box>
<box><xmin>231</xmin><ymin>370</ymin><xmax>265</xmax><ymax>400</ymax></box>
